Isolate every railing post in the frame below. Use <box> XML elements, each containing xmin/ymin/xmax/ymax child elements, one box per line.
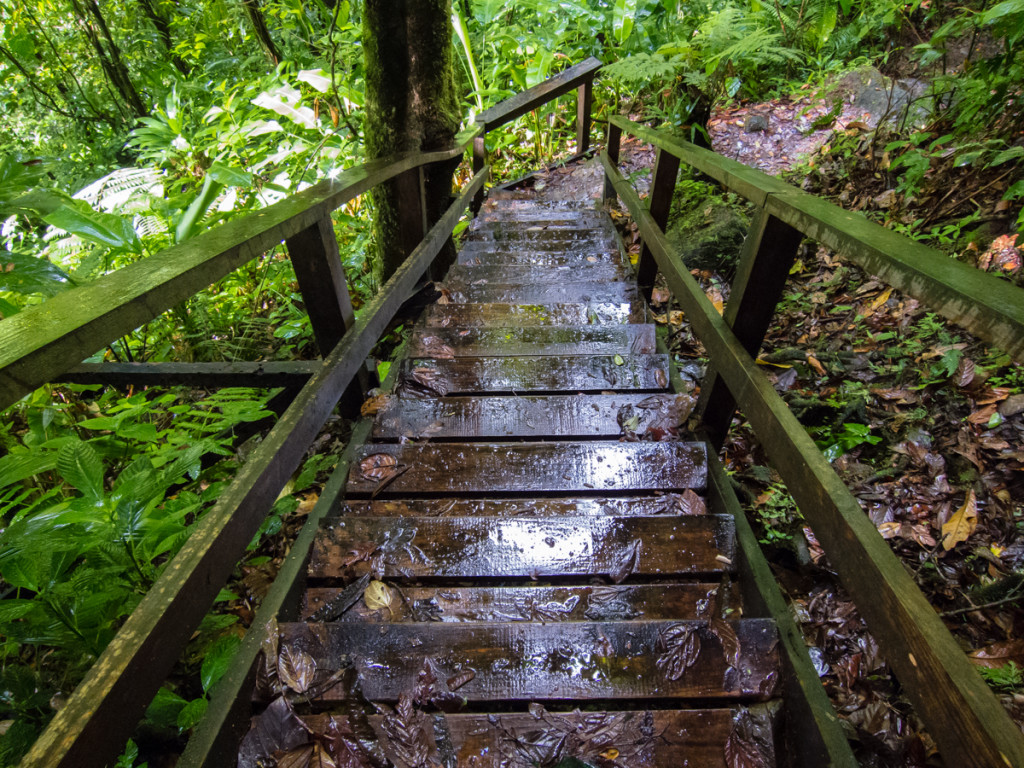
<box><xmin>395</xmin><ymin>166</ymin><xmax>427</xmax><ymax>259</ymax></box>
<box><xmin>635</xmin><ymin>147</ymin><xmax>680</xmax><ymax>301</ymax></box>
<box><xmin>602</xmin><ymin>121</ymin><xmax>621</xmax><ymax>204</ymax></box>
<box><xmin>472</xmin><ymin>131</ymin><xmax>487</xmax><ymax>214</ymax></box>
<box><xmin>576</xmin><ymin>77</ymin><xmax>593</xmax><ymax>154</ymax></box>
<box><xmin>698</xmin><ymin>207</ymin><xmax>803</xmax><ymax>448</ymax></box>
<box><xmin>285</xmin><ymin>216</ymin><xmax>356</xmax><ymax>356</ymax></box>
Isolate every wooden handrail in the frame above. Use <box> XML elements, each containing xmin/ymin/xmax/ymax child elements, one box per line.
<box><xmin>601</xmin><ymin>137</ymin><xmax>1024</xmax><ymax>766</ymax></box>
<box><xmin>0</xmin><ymin>132</ymin><xmax>480</xmax><ymax>413</ymax></box>
<box><xmin>475</xmin><ymin>56</ymin><xmax>602</xmax><ymax>132</ymax></box>
<box><xmin>19</xmin><ymin>167</ymin><xmax>490</xmax><ymax>768</ymax></box>
<box><xmin>608</xmin><ymin>116</ymin><xmax>1024</xmax><ymax>362</ymax></box>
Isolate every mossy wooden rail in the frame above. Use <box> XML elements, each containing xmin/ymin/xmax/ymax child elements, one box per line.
<box><xmin>602</xmin><ymin>115</ymin><xmax>1024</xmax><ymax>768</ymax></box>
<box><xmin>3</xmin><ymin>62</ymin><xmax>604</xmax><ymax>768</ymax></box>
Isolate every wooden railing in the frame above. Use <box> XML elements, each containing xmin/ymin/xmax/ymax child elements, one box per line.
<box><xmin>602</xmin><ymin>115</ymin><xmax>1024</xmax><ymax>768</ymax></box>
<box><xmin>3</xmin><ymin>63</ymin><xmax>600</xmax><ymax>768</ymax></box>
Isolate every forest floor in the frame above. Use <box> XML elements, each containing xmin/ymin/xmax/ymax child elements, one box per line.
<box><xmin>521</xmin><ymin>81</ymin><xmax>1024</xmax><ymax>767</ymax></box>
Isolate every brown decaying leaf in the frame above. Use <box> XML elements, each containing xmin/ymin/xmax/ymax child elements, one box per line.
<box><xmin>446</xmin><ymin>669</ymin><xmax>476</xmax><ymax>692</ymax></box>
<box><xmin>609</xmin><ymin>538</ymin><xmax>642</xmax><ymax>584</ymax></box>
<box><xmin>363</xmin><ymin>580</ymin><xmax>394</xmax><ymax>613</ymax></box>
<box><xmin>342</xmin><ymin>540</ymin><xmax>380</xmax><ymax>567</ymax></box>
<box><xmin>709</xmin><ymin>618</ymin><xmax>742</xmax><ymax>669</ymax></box>
<box><xmin>359</xmin><ymin>453</ymin><xmax>399</xmax><ymax>481</ymax></box>
<box><xmin>276</xmin><ymin>743</ymin><xmax>338</xmax><ymax>768</ymax></box>
<box><xmin>656</xmin><ymin>623</ymin><xmax>701</xmax><ymax>681</ymax></box>
<box><xmin>954</xmin><ymin>357</ymin><xmax>976</xmax><ymax>388</ymax></box>
<box><xmin>380</xmin><ymin>694</ymin><xmax>434</xmax><ymax>768</ymax></box>
<box><xmin>360</xmin><ymin>394</ymin><xmax>391</xmax><ymax>417</ymax></box>
<box><xmin>419</xmin><ymin>335</ymin><xmax>456</xmax><ymax>359</ymax></box>
<box><xmin>654</xmin><ymin>368</ymin><xmax>668</xmax><ymax>388</ymax></box>
<box><xmin>278</xmin><ymin>645</ymin><xmax>317</xmax><ymax>694</ymax></box>
<box><xmin>678</xmin><ymin>488</ymin><xmax>706</xmax><ymax>516</ymax></box>
<box><xmin>968</xmin><ymin>639</ymin><xmax>1024</xmax><ymax>669</ymax></box>
<box><xmin>941</xmin><ymin>489</ymin><xmax>977</xmax><ymax>551</ymax></box>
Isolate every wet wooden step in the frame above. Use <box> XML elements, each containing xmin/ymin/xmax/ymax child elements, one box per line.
<box><xmin>458</xmin><ymin>250</ymin><xmax>622</xmax><ymax>268</ymax></box>
<box><xmin>278</xmin><ymin>619</ymin><xmax>780</xmax><ymax>702</ymax></box>
<box><xmin>406</xmin><ymin>325</ymin><xmax>656</xmax><ymax>358</ymax></box>
<box><xmin>309</xmin><ymin>514</ymin><xmax>734</xmax><ymax>580</ymax></box>
<box><xmin>421</xmin><ymin>301</ymin><xmax>646</xmax><ymax>327</ymax></box>
<box><xmin>346</xmin><ymin>441</ymin><xmax>706</xmax><ymax>497</ymax></box>
<box><xmin>445</xmin><ymin>263</ymin><xmax>627</xmax><ymax>282</ymax></box>
<box><xmin>335</xmin><ymin>494</ymin><xmax>711</xmax><ymax>519</ymax></box>
<box><xmin>371</xmin><ymin>392</ymin><xmax>695</xmax><ymax>440</ymax></box>
<box><xmin>457</xmin><ymin>241</ymin><xmax>619</xmax><ymax>261</ymax></box>
<box><xmin>470</xmin><ymin>212</ymin><xmax>611</xmax><ymax>231</ymax></box>
<box><xmin>442</xmin><ymin>280</ymin><xmax>637</xmax><ymax>305</ymax></box>
<box><xmin>397</xmin><ymin>354</ymin><xmax>670</xmax><ymax>394</ymax></box>
<box><xmin>295</xmin><ymin>708</ymin><xmax>770</xmax><ymax>768</ymax></box>
<box><xmin>302</xmin><ymin>582</ymin><xmax>739</xmax><ymax>622</ymax></box>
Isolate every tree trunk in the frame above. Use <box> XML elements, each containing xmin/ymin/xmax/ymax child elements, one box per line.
<box><xmin>69</xmin><ymin>0</ymin><xmax>148</xmax><ymax>118</ymax></box>
<box><xmin>363</xmin><ymin>0</ymin><xmax>461</xmax><ymax>279</ymax></box>
<box><xmin>136</xmin><ymin>0</ymin><xmax>191</xmax><ymax>75</ymax></box>
<box><xmin>242</xmin><ymin>0</ymin><xmax>282</xmax><ymax>65</ymax></box>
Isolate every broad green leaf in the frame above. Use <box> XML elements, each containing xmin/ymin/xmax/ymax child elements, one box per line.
<box><xmin>175</xmin><ymin>175</ymin><xmax>224</xmax><ymax>243</ymax></box>
<box><xmin>176</xmin><ymin>697</ymin><xmax>208</xmax><ymax>731</ymax></box>
<box><xmin>44</xmin><ymin>204</ymin><xmax>142</xmax><ymax>254</ymax></box>
<box><xmin>0</xmin><ymin>251</ymin><xmax>75</xmax><ymax>297</ymax></box>
<box><xmin>201</xmin><ymin>635</ymin><xmax>241</xmax><ymax>693</ymax></box>
<box><xmin>145</xmin><ymin>687</ymin><xmax>188</xmax><ymax>729</ymax></box>
<box><xmin>206</xmin><ymin>161</ymin><xmax>252</xmax><ymax>188</ymax></box>
<box><xmin>613</xmin><ymin>0</ymin><xmax>637</xmax><ymax>44</ymax></box>
<box><xmin>982</xmin><ymin>0</ymin><xmax>1024</xmax><ymax>25</ymax></box>
<box><xmin>813</xmin><ymin>1</ymin><xmax>839</xmax><ymax>49</ymax></box>
<box><xmin>0</xmin><ymin>451</ymin><xmax>59</xmax><ymax>489</ymax></box>
<box><xmin>56</xmin><ymin>440</ymin><xmax>105</xmax><ymax>503</ymax></box>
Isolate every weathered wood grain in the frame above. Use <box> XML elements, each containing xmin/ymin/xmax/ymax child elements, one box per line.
<box><xmin>334</xmin><ymin>495</ymin><xmax>710</xmax><ymax>519</ymax></box>
<box><xmin>440</xmin><ymin>280</ymin><xmax>640</xmax><ymax>305</ymax></box>
<box><xmin>476</xmin><ymin>57</ymin><xmax>602</xmax><ymax>132</ymax></box>
<box><xmin>445</xmin><ymin>262</ymin><xmax>626</xmax><ymax>282</ymax></box>
<box><xmin>398</xmin><ymin>354</ymin><xmax>670</xmax><ymax>393</ymax></box>
<box><xmin>421</xmin><ymin>301</ymin><xmax>646</xmax><ymax>327</ymax></box>
<box><xmin>371</xmin><ymin>392</ymin><xmax>694</xmax><ymax>440</ymax></box>
<box><xmin>279</xmin><ymin>619</ymin><xmax>779</xmax><ymax>702</ymax></box>
<box><xmin>308</xmin><ymin>514</ymin><xmax>734</xmax><ymax>580</ymax></box>
<box><xmin>406</xmin><ymin>325</ymin><xmax>656</xmax><ymax>357</ymax></box>
<box><xmin>345</xmin><ymin>441</ymin><xmax>706</xmax><ymax>496</ymax></box>
<box><xmin>302</xmin><ymin>582</ymin><xmax>737</xmax><ymax>622</ymax></box>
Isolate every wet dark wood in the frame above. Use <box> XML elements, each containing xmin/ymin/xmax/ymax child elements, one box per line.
<box><xmin>309</xmin><ymin>514</ymin><xmax>734</xmax><ymax>580</ymax></box>
<box><xmin>700</xmin><ymin>210</ymin><xmax>804</xmax><ymax>448</ymax></box>
<box><xmin>604</xmin><ymin>121</ymin><xmax>622</xmax><ymax>203</ymax></box>
<box><xmin>445</xmin><ymin>262</ymin><xmax>626</xmax><ymax>282</ymax></box>
<box><xmin>299</xmin><ymin>709</ymin><xmax>739</xmax><ymax>768</ymax></box>
<box><xmin>421</xmin><ymin>302</ymin><xmax>646</xmax><ymax>327</ymax></box>
<box><xmin>636</xmin><ymin>148</ymin><xmax>681</xmax><ymax>299</ymax></box>
<box><xmin>471</xmin><ymin>212</ymin><xmax>609</xmax><ymax>229</ymax></box>
<box><xmin>302</xmin><ymin>582</ymin><xmax>737</xmax><ymax>621</ymax></box>
<box><xmin>466</xmin><ymin>228</ymin><xmax>615</xmax><ymax>248</ymax></box>
<box><xmin>457</xmin><ymin>248</ymin><xmax>622</xmax><ymax>268</ymax></box>
<box><xmin>285</xmin><ymin>216</ymin><xmax>356</xmax><ymax>356</ymax></box>
<box><xmin>398</xmin><ymin>354</ymin><xmax>671</xmax><ymax>393</ymax></box>
<box><xmin>346</xmin><ymin>441</ymin><xmax>706</xmax><ymax>496</ymax></box>
<box><xmin>19</xmin><ymin>167</ymin><xmax>490</xmax><ymax>768</ymax></box>
<box><xmin>371</xmin><ymin>392</ymin><xmax>695</xmax><ymax>440</ymax></box>
<box><xmin>406</xmin><ymin>325</ymin><xmax>656</xmax><ymax>357</ymax></box>
<box><xmin>335</xmin><ymin>494</ymin><xmax>710</xmax><ymax>519</ymax></box>
<box><xmin>440</xmin><ymin>280</ymin><xmax>639</xmax><ymax>305</ymax></box>
<box><xmin>476</xmin><ymin>57</ymin><xmax>602</xmax><ymax>132</ymax></box>
<box><xmin>577</xmin><ymin>78</ymin><xmax>593</xmax><ymax>153</ymax></box>
<box><xmin>55</xmin><ymin>360</ymin><xmax>320</xmax><ymax>388</ymax></box>
<box><xmin>602</xmin><ymin>151</ymin><xmax>1024</xmax><ymax>767</ymax></box>
<box><xmin>280</xmin><ymin>618</ymin><xmax>779</xmax><ymax>702</ymax></box>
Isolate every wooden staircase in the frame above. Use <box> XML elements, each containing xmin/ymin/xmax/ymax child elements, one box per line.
<box><xmin>266</xmin><ymin>195</ymin><xmax>782</xmax><ymax>766</ymax></box>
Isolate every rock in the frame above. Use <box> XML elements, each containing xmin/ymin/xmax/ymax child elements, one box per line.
<box><xmin>666</xmin><ymin>193</ymin><xmax>750</xmax><ymax>275</ymax></box>
<box><xmin>999</xmin><ymin>394</ymin><xmax>1024</xmax><ymax>417</ymax></box>
<box><xmin>743</xmin><ymin>113</ymin><xmax>769</xmax><ymax>133</ymax></box>
<box><xmin>827</xmin><ymin>65</ymin><xmax>932</xmax><ymax>130</ymax></box>
<box><xmin>873</xmin><ymin>189</ymin><xmax>898</xmax><ymax>209</ymax></box>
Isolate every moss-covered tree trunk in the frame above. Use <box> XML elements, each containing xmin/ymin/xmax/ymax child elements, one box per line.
<box><xmin>363</xmin><ymin>0</ymin><xmax>461</xmax><ymax>279</ymax></box>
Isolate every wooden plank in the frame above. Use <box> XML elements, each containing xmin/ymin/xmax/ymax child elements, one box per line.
<box><xmin>398</xmin><ymin>354</ymin><xmax>670</xmax><ymax>393</ymax></box>
<box><xmin>458</xmin><ymin>239</ymin><xmax>617</xmax><ymax>257</ymax></box>
<box><xmin>577</xmin><ymin>78</ymin><xmax>594</xmax><ymax>153</ymax></box>
<box><xmin>440</xmin><ymin>281</ymin><xmax>639</xmax><ymax>305</ymax></box>
<box><xmin>0</xmin><ymin>147</ymin><xmax>476</xmax><ymax>414</ymax></box>
<box><xmin>445</xmin><ymin>262</ymin><xmax>626</xmax><ymax>282</ymax></box>
<box><xmin>470</xmin><ymin>211</ymin><xmax>610</xmax><ymax>229</ymax></box>
<box><xmin>281</xmin><ymin>619</ymin><xmax>779</xmax><ymax>702</ymax></box>
<box><xmin>297</xmin><ymin>709</ymin><xmax>743</xmax><ymax>768</ymax></box>
<box><xmin>604</xmin><ymin>121</ymin><xmax>622</xmax><ymax>203</ymax></box>
<box><xmin>309</xmin><ymin>514</ymin><xmax>733</xmax><ymax>580</ymax></box>
<box><xmin>54</xmin><ymin>360</ymin><xmax>320</xmax><ymax>388</ymax></box>
<box><xmin>705</xmin><ymin>441</ymin><xmax>859</xmax><ymax>768</ymax></box>
<box><xmin>345</xmin><ymin>441</ymin><xmax>706</xmax><ymax>496</ymax></box>
<box><xmin>601</xmin><ymin>152</ymin><xmax>1024</xmax><ymax>768</ymax></box>
<box><xmin>19</xmin><ymin>168</ymin><xmax>490</xmax><ymax>768</ymax></box>
<box><xmin>302</xmin><ymin>582</ymin><xmax>736</xmax><ymax>622</ymax></box>
<box><xmin>405</xmin><ymin>325</ymin><xmax>656</xmax><ymax>357</ymax></box>
<box><xmin>335</xmin><ymin>495</ymin><xmax>710</xmax><ymax>519</ymax></box>
<box><xmin>371</xmin><ymin>392</ymin><xmax>695</xmax><ymax>440</ymax></box>
<box><xmin>466</xmin><ymin>228</ymin><xmax>615</xmax><ymax>247</ymax></box>
<box><xmin>636</xmin><ymin>148</ymin><xmax>681</xmax><ymax>297</ymax></box>
<box><xmin>476</xmin><ymin>57</ymin><xmax>602</xmax><ymax>131</ymax></box>
<box><xmin>700</xmin><ymin>210</ymin><xmax>803</xmax><ymax>447</ymax></box>
<box><xmin>457</xmin><ymin>249</ymin><xmax>622</xmax><ymax>268</ymax></box>
<box><xmin>285</xmin><ymin>216</ymin><xmax>356</xmax><ymax>356</ymax></box>
<box><xmin>421</xmin><ymin>302</ymin><xmax>646</xmax><ymax>327</ymax></box>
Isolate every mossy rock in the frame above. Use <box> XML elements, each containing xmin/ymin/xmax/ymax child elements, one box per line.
<box><xmin>665</xmin><ymin>181</ymin><xmax>750</xmax><ymax>274</ymax></box>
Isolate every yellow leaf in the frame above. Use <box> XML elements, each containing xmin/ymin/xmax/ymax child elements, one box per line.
<box><xmin>364</xmin><ymin>580</ymin><xmax>394</xmax><ymax>612</ymax></box>
<box><xmin>868</xmin><ymin>287</ymin><xmax>892</xmax><ymax>312</ymax></box>
<box><xmin>600</xmin><ymin>748</ymin><xmax>620</xmax><ymax>760</ymax></box>
<box><xmin>941</xmin><ymin>490</ymin><xmax>978</xmax><ymax>551</ymax></box>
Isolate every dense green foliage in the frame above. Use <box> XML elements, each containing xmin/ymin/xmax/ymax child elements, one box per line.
<box><xmin>1</xmin><ymin>0</ymin><xmax>1022</xmax><ymax>764</ymax></box>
